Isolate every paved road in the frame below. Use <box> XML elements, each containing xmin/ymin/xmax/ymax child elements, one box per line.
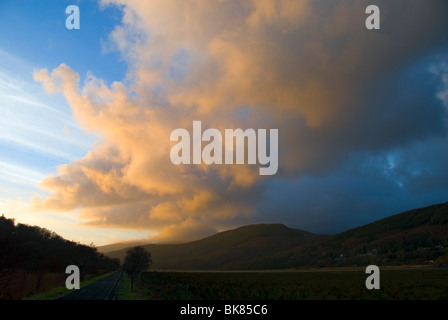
<box><xmin>56</xmin><ymin>270</ymin><xmax>122</xmax><ymax>300</ymax></box>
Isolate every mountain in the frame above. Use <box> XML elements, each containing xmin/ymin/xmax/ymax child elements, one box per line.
<box><xmin>105</xmin><ymin>224</ymin><xmax>328</xmax><ymax>269</ymax></box>
<box><xmin>284</xmin><ymin>202</ymin><xmax>448</xmax><ymax>268</ymax></box>
<box><xmin>97</xmin><ymin>241</ymin><xmax>152</xmax><ymax>254</ymax></box>
<box><xmin>105</xmin><ymin>202</ymin><xmax>448</xmax><ymax>270</ymax></box>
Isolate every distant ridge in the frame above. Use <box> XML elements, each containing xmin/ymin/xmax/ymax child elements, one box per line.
<box><xmin>98</xmin><ymin>241</ymin><xmax>151</xmax><ymax>254</ymax></box>
<box><xmin>105</xmin><ymin>224</ymin><xmax>328</xmax><ymax>269</ymax></box>
<box><xmin>104</xmin><ymin>202</ymin><xmax>448</xmax><ymax>270</ymax></box>
<box><xmin>285</xmin><ymin>201</ymin><xmax>448</xmax><ymax>268</ymax></box>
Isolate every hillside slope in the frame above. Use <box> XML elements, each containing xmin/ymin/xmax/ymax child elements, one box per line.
<box><xmin>105</xmin><ymin>202</ymin><xmax>448</xmax><ymax>269</ymax></box>
<box><xmin>285</xmin><ymin>202</ymin><xmax>448</xmax><ymax>268</ymax></box>
<box><xmin>98</xmin><ymin>241</ymin><xmax>151</xmax><ymax>254</ymax></box>
<box><xmin>106</xmin><ymin>224</ymin><xmax>328</xmax><ymax>269</ymax></box>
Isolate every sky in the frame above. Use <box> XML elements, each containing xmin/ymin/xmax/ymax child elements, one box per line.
<box><xmin>1</xmin><ymin>0</ymin><xmax>448</xmax><ymax>246</ymax></box>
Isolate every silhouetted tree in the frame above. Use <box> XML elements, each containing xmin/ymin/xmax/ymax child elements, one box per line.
<box><xmin>122</xmin><ymin>246</ymin><xmax>151</xmax><ymax>291</ymax></box>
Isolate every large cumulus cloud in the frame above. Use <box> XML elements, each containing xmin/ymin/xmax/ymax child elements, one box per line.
<box><xmin>33</xmin><ymin>0</ymin><xmax>448</xmax><ymax>241</ymax></box>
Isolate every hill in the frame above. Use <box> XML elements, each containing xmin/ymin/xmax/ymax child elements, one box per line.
<box><xmin>105</xmin><ymin>202</ymin><xmax>448</xmax><ymax>270</ymax></box>
<box><xmin>284</xmin><ymin>202</ymin><xmax>448</xmax><ymax>268</ymax></box>
<box><xmin>105</xmin><ymin>224</ymin><xmax>328</xmax><ymax>269</ymax></box>
<box><xmin>97</xmin><ymin>241</ymin><xmax>152</xmax><ymax>254</ymax></box>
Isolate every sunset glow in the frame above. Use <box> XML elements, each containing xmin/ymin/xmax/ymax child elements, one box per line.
<box><xmin>1</xmin><ymin>0</ymin><xmax>448</xmax><ymax>246</ymax></box>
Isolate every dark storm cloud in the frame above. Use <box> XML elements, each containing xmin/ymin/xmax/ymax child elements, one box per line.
<box><xmin>33</xmin><ymin>0</ymin><xmax>448</xmax><ymax>240</ymax></box>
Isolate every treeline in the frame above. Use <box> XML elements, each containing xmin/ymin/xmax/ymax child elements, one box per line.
<box><xmin>0</xmin><ymin>215</ymin><xmax>120</xmax><ymax>299</ymax></box>
<box><xmin>0</xmin><ymin>215</ymin><xmax>119</xmax><ymax>274</ymax></box>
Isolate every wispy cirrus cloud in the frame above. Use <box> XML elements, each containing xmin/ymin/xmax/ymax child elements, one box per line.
<box><xmin>0</xmin><ymin>58</ymin><xmax>94</xmax><ymax>162</ymax></box>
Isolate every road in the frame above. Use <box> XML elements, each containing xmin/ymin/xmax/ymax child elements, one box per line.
<box><xmin>56</xmin><ymin>270</ymin><xmax>122</xmax><ymax>300</ymax></box>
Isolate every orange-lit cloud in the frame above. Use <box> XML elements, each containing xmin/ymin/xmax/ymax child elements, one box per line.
<box><xmin>32</xmin><ymin>0</ymin><xmax>448</xmax><ymax>242</ymax></box>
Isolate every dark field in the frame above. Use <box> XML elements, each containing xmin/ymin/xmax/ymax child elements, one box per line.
<box><xmin>119</xmin><ymin>268</ymin><xmax>448</xmax><ymax>300</ymax></box>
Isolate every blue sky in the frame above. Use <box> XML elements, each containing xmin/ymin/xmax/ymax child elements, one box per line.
<box><xmin>0</xmin><ymin>0</ymin><xmax>147</xmax><ymax>244</ymax></box>
<box><xmin>1</xmin><ymin>0</ymin><xmax>448</xmax><ymax>245</ymax></box>
<box><xmin>0</xmin><ymin>0</ymin><xmax>126</xmax><ymax>83</ymax></box>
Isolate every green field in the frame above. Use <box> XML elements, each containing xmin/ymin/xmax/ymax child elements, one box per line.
<box><xmin>118</xmin><ymin>268</ymin><xmax>448</xmax><ymax>300</ymax></box>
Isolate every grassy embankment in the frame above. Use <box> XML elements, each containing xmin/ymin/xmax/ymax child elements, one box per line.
<box><xmin>25</xmin><ymin>272</ymin><xmax>114</xmax><ymax>300</ymax></box>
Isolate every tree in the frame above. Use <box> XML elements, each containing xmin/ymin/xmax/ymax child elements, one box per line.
<box><xmin>122</xmin><ymin>246</ymin><xmax>151</xmax><ymax>291</ymax></box>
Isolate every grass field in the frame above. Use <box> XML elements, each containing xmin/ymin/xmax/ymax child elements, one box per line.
<box><xmin>118</xmin><ymin>268</ymin><xmax>448</xmax><ymax>300</ymax></box>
